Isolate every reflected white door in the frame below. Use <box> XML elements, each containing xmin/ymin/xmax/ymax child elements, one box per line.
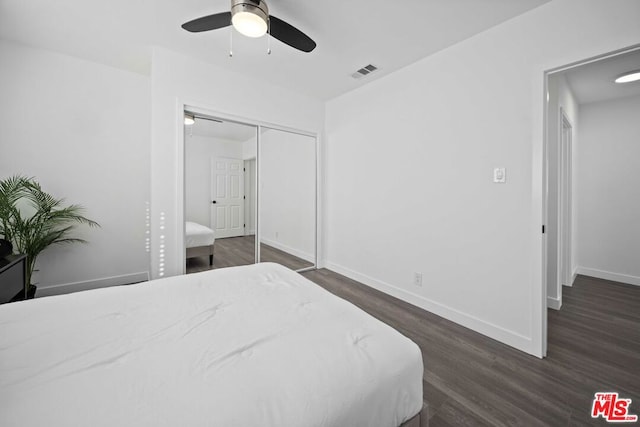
<box><xmin>211</xmin><ymin>157</ymin><xmax>244</xmax><ymax>238</ymax></box>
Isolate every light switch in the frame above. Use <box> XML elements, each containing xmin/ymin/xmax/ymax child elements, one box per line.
<box><xmin>493</xmin><ymin>168</ymin><xmax>506</xmax><ymax>183</ymax></box>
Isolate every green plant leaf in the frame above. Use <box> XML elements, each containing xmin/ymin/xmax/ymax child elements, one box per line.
<box><xmin>0</xmin><ymin>175</ymin><xmax>100</xmax><ymax>289</ymax></box>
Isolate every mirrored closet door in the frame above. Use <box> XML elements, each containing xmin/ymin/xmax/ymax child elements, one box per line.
<box><xmin>183</xmin><ymin>110</ymin><xmax>317</xmax><ymax>274</ymax></box>
<box><xmin>258</xmin><ymin>127</ymin><xmax>316</xmax><ymax>271</ymax></box>
<box><xmin>184</xmin><ymin>113</ymin><xmax>258</xmax><ymax>273</ymax></box>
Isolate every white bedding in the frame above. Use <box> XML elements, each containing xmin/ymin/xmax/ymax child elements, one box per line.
<box><xmin>185</xmin><ymin>221</ymin><xmax>215</xmax><ymax>248</ymax></box>
<box><xmin>0</xmin><ymin>263</ymin><xmax>423</xmax><ymax>427</ymax></box>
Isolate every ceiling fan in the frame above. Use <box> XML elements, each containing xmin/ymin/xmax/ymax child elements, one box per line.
<box><xmin>181</xmin><ymin>0</ymin><xmax>316</xmax><ymax>53</ymax></box>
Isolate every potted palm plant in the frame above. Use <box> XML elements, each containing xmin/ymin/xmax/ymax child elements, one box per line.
<box><xmin>0</xmin><ymin>175</ymin><xmax>99</xmax><ymax>296</ymax></box>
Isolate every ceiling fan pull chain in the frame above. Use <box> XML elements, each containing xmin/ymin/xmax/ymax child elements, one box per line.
<box><xmin>229</xmin><ymin>27</ymin><xmax>234</xmax><ymax>58</ymax></box>
<box><xmin>267</xmin><ymin>20</ymin><xmax>271</xmax><ymax>55</ymax></box>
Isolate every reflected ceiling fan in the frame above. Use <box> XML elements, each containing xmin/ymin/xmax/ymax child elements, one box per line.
<box><xmin>181</xmin><ymin>0</ymin><xmax>316</xmax><ymax>53</ymax></box>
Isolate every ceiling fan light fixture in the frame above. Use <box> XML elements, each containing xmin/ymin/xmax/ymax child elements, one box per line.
<box><xmin>614</xmin><ymin>70</ymin><xmax>640</xmax><ymax>84</ymax></box>
<box><xmin>231</xmin><ymin>0</ymin><xmax>268</xmax><ymax>38</ymax></box>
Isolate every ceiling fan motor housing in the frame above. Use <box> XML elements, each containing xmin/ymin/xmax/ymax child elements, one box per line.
<box><xmin>231</xmin><ymin>0</ymin><xmax>269</xmax><ymax>24</ymax></box>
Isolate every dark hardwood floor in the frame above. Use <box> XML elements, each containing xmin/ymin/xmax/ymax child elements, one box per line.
<box><xmin>186</xmin><ymin>235</ymin><xmax>314</xmax><ymax>273</ymax></box>
<box><xmin>301</xmin><ymin>270</ymin><xmax>640</xmax><ymax>426</ymax></box>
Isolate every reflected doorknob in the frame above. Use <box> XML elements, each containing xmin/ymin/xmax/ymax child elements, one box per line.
<box><xmin>212</xmin><ymin>200</ymin><xmax>217</xmax><ymax>204</ymax></box>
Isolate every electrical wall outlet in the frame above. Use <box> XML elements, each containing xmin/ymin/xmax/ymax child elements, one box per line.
<box><xmin>413</xmin><ymin>272</ymin><xmax>423</xmax><ymax>287</ymax></box>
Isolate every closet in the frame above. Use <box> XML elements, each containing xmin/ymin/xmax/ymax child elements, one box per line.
<box><xmin>183</xmin><ymin>111</ymin><xmax>317</xmax><ymax>273</ymax></box>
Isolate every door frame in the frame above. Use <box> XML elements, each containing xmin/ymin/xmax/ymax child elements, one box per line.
<box><xmin>244</xmin><ymin>158</ymin><xmax>257</xmax><ymax>236</ymax></box>
<box><xmin>539</xmin><ymin>44</ymin><xmax>640</xmax><ymax>357</ymax></box>
<box><xmin>177</xmin><ymin>102</ymin><xmax>320</xmax><ymax>275</ymax></box>
<box><xmin>559</xmin><ymin>110</ymin><xmax>573</xmax><ymax>290</ymax></box>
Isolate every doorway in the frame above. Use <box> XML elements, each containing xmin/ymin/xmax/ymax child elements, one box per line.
<box><xmin>542</xmin><ymin>45</ymin><xmax>640</xmax><ymax>356</ymax></box>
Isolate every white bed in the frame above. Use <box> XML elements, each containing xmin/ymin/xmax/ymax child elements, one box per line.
<box><xmin>185</xmin><ymin>221</ymin><xmax>215</xmax><ymax>265</ymax></box>
<box><xmin>0</xmin><ymin>263</ymin><xmax>425</xmax><ymax>427</ymax></box>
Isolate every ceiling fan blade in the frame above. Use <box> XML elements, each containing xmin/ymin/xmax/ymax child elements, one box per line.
<box><xmin>182</xmin><ymin>12</ymin><xmax>231</xmax><ymax>33</ymax></box>
<box><xmin>269</xmin><ymin>16</ymin><xmax>316</xmax><ymax>53</ymax></box>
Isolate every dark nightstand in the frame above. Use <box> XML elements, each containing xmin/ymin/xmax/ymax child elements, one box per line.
<box><xmin>0</xmin><ymin>254</ymin><xmax>31</xmax><ymax>303</ymax></box>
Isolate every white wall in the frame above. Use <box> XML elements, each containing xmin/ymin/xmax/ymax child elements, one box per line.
<box><xmin>324</xmin><ymin>0</ymin><xmax>640</xmax><ymax>356</ymax></box>
<box><xmin>243</xmin><ymin>138</ymin><xmax>257</xmax><ymax>160</ymax></box>
<box><xmin>546</xmin><ymin>73</ymin><xmax>579</xmax><ymax>308</ymax></box>
<box><xmin>184</xmin><ymin>134</ymin><xmax>243</xmax><ymax>227</ymax></box>
<box><xmin>150</xmin><ymin>47</ymin><xmax>324</xmax><ymax>278</ymax></box>
<box><xmin>0</xmin><ymin>40</ymin><xmax>150</xmax><ymax>292</ymax></box>
<box><xmin>260</xmin><ymin>129</ymin><xmax>316</xmax><ymax>262</ymax></box>
<box><xmin>576</xmin><ymin>95</ymin><xmax>640</xmax><ymax>286</ymax></box>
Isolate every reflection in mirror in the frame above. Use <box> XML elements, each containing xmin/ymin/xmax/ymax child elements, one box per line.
<box><xmin>259</xmin><ymin>128</ymin><xmax>316</xmax><ymax>271</ymax></box>
<box><xmin>184</xmin><ymin>113</ymin><xmax>258</xmax><ymax>273</ymax></box>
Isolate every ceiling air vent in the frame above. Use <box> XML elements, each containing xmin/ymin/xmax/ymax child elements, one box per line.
<box><xmin>351</xmin><ymin>64</ymin><xmax>379</xmax><ymax>79</ymax></box>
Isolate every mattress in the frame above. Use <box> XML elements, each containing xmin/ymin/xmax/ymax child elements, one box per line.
<box><xmin>0</xmin><ymin>263</ymin><xmax>423</xmax><ymax>427</ymax></box>
<box><xmin>185</xmin><ymin>221</ymin><xmax>215</xmax><ymax>248</ymax></box>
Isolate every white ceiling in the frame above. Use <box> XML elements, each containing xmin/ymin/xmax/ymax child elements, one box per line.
<box><xmin>0</xmin><ymin>0</ymin><xmax>551</xmax><ymax>101</ymax></box>
<box><xmin>563</xmin><ymin>49</ymin><xmax>640</xmax><ymax>105</ymax></box>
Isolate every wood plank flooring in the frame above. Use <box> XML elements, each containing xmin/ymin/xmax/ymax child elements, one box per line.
<box><xmin>186</xmin><ymin>235</ymin><xmax>313</xmax><ymax>273</ymax></box>
<box><xmin>300</xmin><ymin>270</ymin><xmax>640</xmax><ymax>426</ymax></box>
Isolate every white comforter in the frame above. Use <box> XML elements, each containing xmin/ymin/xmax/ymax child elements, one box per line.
<box><xmin>0</xmin><ymin>263</ymin><xmax>423</xmax><ymax>427</ymax></box>
<box><xmin>185</xmin><ymin>221</ymin><xmax>215</xmax><ymax>248</ymax></box>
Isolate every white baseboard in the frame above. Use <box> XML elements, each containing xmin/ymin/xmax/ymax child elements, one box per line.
<box><xmin>324</xmin><ymin>261</ymin><xmax>536</xmax><ymax>356</ymax></box>
<box><xmin>261</xmin><ymin>238</ymin><xmax>315</xmax><ymax>264</ymax></box>
<box><xmin>547</xmin><ymin>296</ymin><xmax>562</xmax><ymax>310</ymax></box>
<box><xmin>561</xmin><ymin>269</ymin><xmax>577</xmax><ymax>287</ymax></box>
<box><xmin>37</xmin><ymin>271</ymin><xmax>150</xmax><ymax>297</ymax></box>
<box><xmin>576</xmin><ymin>267</ymin><xmax>640</xmax><ymax>287</ymax></box>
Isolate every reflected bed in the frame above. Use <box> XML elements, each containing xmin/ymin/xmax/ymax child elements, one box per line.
<box><xmin>0</xmin><ymin>263</ymin><xmax>425</xmax><ymax>427</ymax></box>
<box><xmin>186</xmin><ymin>221</ymin><xmax>215</xmax><ymax>265</ymax></box>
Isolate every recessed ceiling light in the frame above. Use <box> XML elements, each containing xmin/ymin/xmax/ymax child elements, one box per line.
<box><xmin>614</xmin><ymin>70</ymin><xmax>640</xmax><ymax>84</ymax></box>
